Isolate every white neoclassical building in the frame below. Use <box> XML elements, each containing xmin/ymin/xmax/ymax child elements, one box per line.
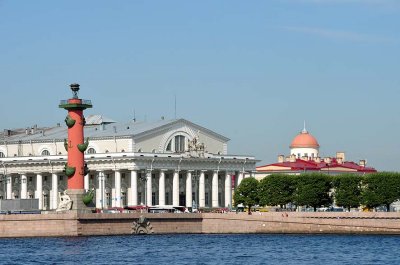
<box><xmin>0</xmin><ymin>115</ymin><xmax>257</xmax><ymax>210</ymax></box>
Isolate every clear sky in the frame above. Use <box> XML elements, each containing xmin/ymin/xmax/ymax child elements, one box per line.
<box><xmin>1</xmin><ymin>0</ymin><xmax>399</xmax><ymax>171</ymax></box>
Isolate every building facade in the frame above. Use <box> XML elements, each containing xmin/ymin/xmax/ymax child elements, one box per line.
<box><xmin>0</xmin><ymin>116</ymin><xmax>257</xmax><ymax>210</ymax></box>
<box><xmin>256</xmin><ymin>126</ymin><xmax>376</xmax><ymax>179</ymax></box>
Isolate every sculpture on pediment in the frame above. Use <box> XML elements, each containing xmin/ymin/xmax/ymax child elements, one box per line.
<box><xmin>187</xmin><ymin>133</ymin><xmax>206</xmax><ymax>157</ymax></box>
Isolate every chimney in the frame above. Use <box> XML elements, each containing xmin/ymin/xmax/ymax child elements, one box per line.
<box><xmin>359</xmin><ymin>160</ymin><xmax>366</xmax><ymax>167</ymax></box>
<box><xmin>324</xmin><ymin>157</ymin><xmax>332</xmax><ymax>164</ymax></box>
<box><xmin>113</xmin><ymin>126</ymin><xmax>117</xmax><ymax>133</ymax></box>
<box><xmin>337</xmin><ymin>157</ymin><xmax>343</xmax><ymax>164</ymax></box>
<box><xmin>26</xmin><ymin>128</ymin><xmax>29</xmax><ymax>135</ymax></box>
<box><xmin>289</xmin><ymin>154</ymin><xmax>296</xmax><ymax>162</ymax></box>
<box><xmin>315</xmin><ymin>157</ymin><xmax>321</xmax><ymax>163</ymax></box>
<box><xmin>278</xmin><ymin>155</ymin><xmax>284</xmax><ymax>163</ymax></box>
<box><xmin>4</xmin><ymin>129</ymin><xmax>11</xmax><ymax>136</ymax></box>
<box><xmin>57</xmin><ymin>123</ymin><xmax>61</xmax><ymax>127</ymax></box>
<box><xmin>336</xmin><ymin>152</ymin><xmax>345</xmax><ymax>162</ymax></box>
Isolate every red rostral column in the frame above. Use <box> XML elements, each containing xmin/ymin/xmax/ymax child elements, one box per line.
<box><xmin>59</xmin><ymin>84</ymin><xmax>92</xmax><ymax>190</ymax></box>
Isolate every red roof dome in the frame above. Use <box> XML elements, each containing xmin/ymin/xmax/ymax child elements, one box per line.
<box><xmin>290</xmin><ymin>131</ymin><xmax>319</xmax><ymax>149</ymax></box>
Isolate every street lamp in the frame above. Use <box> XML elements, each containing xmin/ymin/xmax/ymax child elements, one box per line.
<box><xmin>191</xmin><ymin>170</ymin><xmax>200</xmax><ymax>212</ymax></box>
<box><xmin>139</xmin><ymin>170</ymin><xmax>147</xmax><ymax>207</ymax></box>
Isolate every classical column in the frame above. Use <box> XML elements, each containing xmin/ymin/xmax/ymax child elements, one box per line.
<box><xmin>96</xmin><ymin>171</ymin><xmax>104</xmax><ymax>209</ymax></box>
<box><xmin>237</xmin><ymin>172</ymin><xmax>244</xmax><ymax>186</ymax></box>
<box><xmin>51</xmin><ymin>173</ymin><xmax>58</xmax><ymax>210</ymax></box>
<box><xmin>6</xmin><ymin>176</ymin><xmax>12</xmax><ymax>199</ymax></box>
<box><xmin>199</xmin><ymin>171</ymin><xmax>205</xmax><ymax>208</ymax></box>
<box><xmin>225</xmin><ymin>172</ymin><xmax>232</xmax><ymax>208</ymax></box>
<box><xmin>212</xmin><ymin>171</ymin><xmax>219</xmax><ymax>208</ymax></box>
<box><xmin>20</xmin><ymin>174</ymin><xmax>27</xmax><ymax>199</ymax></box>
<box><xmin>172</xmin><ymin>171</ymin><xmax>179</xmax><ymax>206</ymax></box>
<box><xmin>146</xmin><ymin>172</ymin><xmax>152</xmax><ymax>206</ymax></box>
<box><xmin>36</xmin><ymin>174</ymin><xmax>43</xmax><ymax>210</ymax></box>
<box><xmin>186</xmin><ymin>171</ymin><xmax>192</xmax><ymax>208</ymax></box>
<box><xmin>84</xmin><ymin>174</ymin><xmax>89</xmax><ymax>191</ymax></box>
<box><xmin>159</xmin><ymin>170</ymin><xmax>166</xmax><ymax>206</ymax></box>
<box><xmin>115</xmin><ymin>171</ymin><xmax>121</xmax><ymax>207</ymax></box>
<box><xmin>130</xmin><ymin>170</ymin><xmax>138</xmax><ymax>206</ymax></box>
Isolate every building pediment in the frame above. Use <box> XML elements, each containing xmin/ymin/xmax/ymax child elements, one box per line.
<box><xmin>134</xmin><ymin>119</ymin><xmax>229</xmax><ymax>143</ymax></box>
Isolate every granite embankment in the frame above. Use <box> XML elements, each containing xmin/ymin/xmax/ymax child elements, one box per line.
<box><xmin>1</xmin><ymin>212</ymin><xmax>400</xmax><ymax>238</ymax></box>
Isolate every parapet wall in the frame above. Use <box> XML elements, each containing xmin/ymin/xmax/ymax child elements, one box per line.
<box><xmin>1</xmin><ymin>212</ymin><xmax>400</xmax><ymax>238</ymax></box>
<box><xmin>0</xmin><ymin>212</ymin><xmax>78</xmax><ymax>238</ymax></box>
<box><xmin>202</xmin><ymin>212</ymin><xmax>400</xmax><ymax>234</ymax></box>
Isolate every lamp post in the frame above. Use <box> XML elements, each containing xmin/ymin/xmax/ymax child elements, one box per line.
<box><xmin>139</xmin><ymin>171</ymin><xmax>147</xmax><ymax>207</ymax></box>
<box><xmin>191</xmin><ymin>170</ymin><xmax>199</xmax><ymax>212</ymax></box>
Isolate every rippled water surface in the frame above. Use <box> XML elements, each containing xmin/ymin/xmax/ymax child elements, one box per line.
<box><xmin>1</xmin><ymin>234</ymin><xmax>399</xmax><ymax>265</ymax></box>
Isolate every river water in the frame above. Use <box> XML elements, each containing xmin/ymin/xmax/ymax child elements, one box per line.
<box><xmin>0</xmin><ymin>234</ymin><xmax>398</xmax><ymax>265</ymax></box>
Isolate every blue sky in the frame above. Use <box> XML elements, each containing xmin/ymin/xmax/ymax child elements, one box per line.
<box><xmin>1</xmin><ymin>0</ymin><xmax>399</xmax><ymax>171</ymax></box>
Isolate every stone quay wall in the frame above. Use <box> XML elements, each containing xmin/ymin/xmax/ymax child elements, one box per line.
<box><xmin>1</xmin><ymin>212</ymin><xmax>400</xmax><ymax>238</ymax></box>
<box><xmin>202</xmin><ymin>212</ymin><xmax>400</xmax><ymax>234</ymax></box>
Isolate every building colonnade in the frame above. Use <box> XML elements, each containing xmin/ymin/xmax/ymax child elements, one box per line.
<box><xmin>0</xmin><ymin>169</ymin><xmax>249</xmax><ymax>210</ymax></box>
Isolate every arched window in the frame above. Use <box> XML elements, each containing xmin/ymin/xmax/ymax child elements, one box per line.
<box><xmin>87</xmin><ymin>148</ymin><xmax>96</xmax><ymax>154</ymax></box>
<box><xmin>41</xmin><ymin>150</ymin><xmax>50</xmax><ymax>156</ymax></box>
<box><xmin>0</xmin><ymin>152</ymin><xmax>5</xmax><ymax>158</ymax></box>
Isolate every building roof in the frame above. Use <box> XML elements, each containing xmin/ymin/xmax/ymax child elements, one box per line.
<box><xmin>0</xmin><ymin>118</ymin><xmax>230</xmax><ymax>143</ymax></box>
<box><xmin>290</xmin><ymin>131</ymin><xmax>319</xmax><ymax>149</ymax></box>
<box><xmin>85</xmin><ymin>115</ymin><xmax>116</xmax><ymax>125</ymax></box>
<box><xmin>257</xmin><ymin>158</ymin><xmax>376</xmax><ymax>173</ymax></box>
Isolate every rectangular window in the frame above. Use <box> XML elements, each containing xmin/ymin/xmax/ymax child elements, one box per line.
<box><xmin>106</xmin><ymin>193</ymin><xmax>111</xmax><ymax>207</ymax></box>
<box><xmin>138</xmin><ymin>192</ymin><xmax>142</xmax><ymax>204</ymax></box>
<box><xmin>59</xmin><ymin>176</ymin><xmax>63</xmax><ymax>181</ymax></box>
<box><xmin>205</xmin><ymin>192</ymin><xmax>209</xmax><ymax>206</ymax></box>
<box><xmin>152</xmin><ymin>192</ymin><xmax>156</xmax><ymax>206</ymax></box>
<box><xmin>165</xmin><ymin>192</ymin><xmax>169</xmax><ymax>205</ymax></box>
<box><xmin>175</xmin><ymin>135</ymin><xmax>185</xmax><ymax>153</ymax></box>
<box><xmin>121</xmin><ymin>192</ymin><xmax>127</xmax><ymax>207</ymax></box>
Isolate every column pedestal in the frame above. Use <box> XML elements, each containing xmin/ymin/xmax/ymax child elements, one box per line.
<box><xmin>67</xmin><ymin>189</ymin><xmax>94</xmax><ymax>212</ymax></box>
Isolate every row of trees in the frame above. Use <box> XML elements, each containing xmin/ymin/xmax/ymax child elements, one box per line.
<box><xmin>233</xmin><ymin>172</ymin><xmax>400</xmax><ymax>213</ymax></box>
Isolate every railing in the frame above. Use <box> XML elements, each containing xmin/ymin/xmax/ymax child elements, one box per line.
<box><xmin>59</xmin><ymin>99</ymin><xmax>92</xmax><ymax>105</ymax></box>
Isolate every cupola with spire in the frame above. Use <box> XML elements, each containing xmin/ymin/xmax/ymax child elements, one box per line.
<box><xmin>290</xmin><ymin>121</ymin><xmax>319</xmax><ymax>159</ymax></box>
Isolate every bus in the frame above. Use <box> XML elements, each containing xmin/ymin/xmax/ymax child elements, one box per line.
<box><xmin>148</xmin><ymin>206</ymin><xmax>186</xmax><ymax>213</ymax></box>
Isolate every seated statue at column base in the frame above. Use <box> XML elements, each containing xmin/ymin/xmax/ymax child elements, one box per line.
<box><xmin>56</xmin><ymin>190</ymin><xmax>73</xmax><ymax>212</ymax></box>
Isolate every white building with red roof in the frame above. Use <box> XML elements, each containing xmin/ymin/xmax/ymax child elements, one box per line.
<box><xmin>256</xmin><ymin>125</ymin><xmax>376</xmax><ymax>178</ymax></box>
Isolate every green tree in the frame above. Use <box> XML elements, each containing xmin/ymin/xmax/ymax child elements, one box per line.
<box><xmin>362</xmin><ymin>172</ymin><xmax>400</xmax><ymax>211</ymax></box>
<box><xmin>293</xmin><ymin>173</ymin><xmax>332</xmax><ymax>212</ymax></box>
<box><xmin>233</xmin><ymin>177</ymin><xmax>259</xmax><ymax>214</ymax></box>
<box><xmin>259</xmin><ymin>174</ymin><xmax>295</xmax><ymax>208</ymax></box>
<box><xmin>333</xmin><ymin>174</ymin><xmax>362</xmax><ymax>211</ymax></box>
